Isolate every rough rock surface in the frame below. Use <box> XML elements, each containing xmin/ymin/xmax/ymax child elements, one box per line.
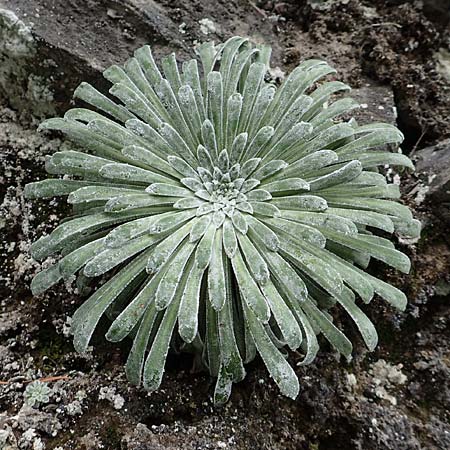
<box><xmin>349</xmin><ymin>84</ymin><xmax>397</xmax><ymax>126</ymax></box>
<box><xmin>1</xmin><ymin>1</ymin><xmax>450</xmax><ymax>449</ymax></box>
<box><xmin>413</xmin><ymin>139</ymin><xmax>450</xmax><ymax>220</ymax></box>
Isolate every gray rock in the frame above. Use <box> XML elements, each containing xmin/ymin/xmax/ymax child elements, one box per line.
<box><xmin>350</xmin><ymin>83</ymin><xmax>397</xmax><ymax>126</ymax></box>
<box><xmin>353</xmin><ymin>403</ymin><xmax>422</xmax><ymax>450</ymax></box>
<box><xmin>436</xmin><ymin>48</ymin><xmax>450</xmax><ymax>83</ymax></box>
<box><xmin>414</xmin><ymin>138</ymin><xmax>450</xmax><ymax>219</ymax></box>
<box><xmin>0</xmin><ymin>0</ymin><xmax>185</xmax><ymax>116</ymax></box>
<box><xmin>122</xmin><ymin>423</ymin><xmax>177</xmax><ymax>450</ymax></box>
<box><xmin>424</xmin><ymin>415</ymin><xmax>450</xmax><ymax>450</ymax></box>
<box><xmin>0</xmin><ymin>310</ymin><xmax>21</xmax><ymax>336</ymax></box>
<box><xmin>0</xmin><ymin>8</ymin><xmax>55</xmax><ymax>118</ymax></box>
<box><xmin>423</xmin><ymin>0</ymin><xmax>450</xmax><ymax>26</ymax></box>
<box><xmin>0</xmin><ymin>424</ymin><xmax>19</xmax><ymax>450</ymax></box>
<box><xmin>15</xmin><ymin>405</ymin><xmax>62</xmax><ymax>436</ymax></box>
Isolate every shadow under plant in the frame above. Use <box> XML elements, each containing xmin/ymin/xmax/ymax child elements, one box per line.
<box><xmin>0</xmin><ymin>1</ymin><xmax>449</xmax><ymax>449</ymax></box>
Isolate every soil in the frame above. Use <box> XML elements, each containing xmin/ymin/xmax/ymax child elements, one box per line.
<box><xmin>1</xmin><ymin>1</ymin><xmax>450</xmax><ymax>449</ymax></box>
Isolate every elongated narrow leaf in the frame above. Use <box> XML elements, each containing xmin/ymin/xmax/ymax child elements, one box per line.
<box><xmin>125</xmin><ymin>302</ymin><xmax>160</xmax><ymax>385</ymax></box>
<box><xmin>143</xmin><ymin>284</ymin><xmax>184</xmax><ymax>391</ymax></box>
<box><xmin>30</xmin><ymin>264</ymin><xmax>62</xmax><ymax>296</ymax></box>
<box><xmin>84</xmin><ymin>234</ymin><xmax>158</xmax><ymax>277</ymax></box>
<box><xmin>261</xmin><ymin>280</ymin><xmax>302</xmax><ymax>350</ymax></box>
<box><xmin>59</xmin><ymin>238</ymin><xmax>105</xmax><ymax>280</ymax></box>
<box><xmin>72</xmin><ymin>251</ymin><xmax>149</xmax><ymax>352</ymax></box>
<box><xmin>231</xmin><ymin>250</ymin><xmax>270</xmax><ymax>323</ymax></box>
<box><xmin>335</xmin><ymin>287</ymin><xmax>378</xmax><ymax>351</ymax></box>
<box><xmin>244</xmin><ymin>304</ymin><xmax>300</xmax><ymax>399</ymax></box>
<box><xmin>237</xmin><ymin>233</ymin><xmax>269</xmax><ymax>285</ymax></box>
<box><xmin>208</xmin><ymin>229</ymin><xmax>227</xmax><ymax>310</ymax></box>
<box><xmin>24</xmin><ymin>179</ymin><xmax>101</xmax><ymax>199</ymax></box>
<box><xmin>155</xmin><ymin>242</ymin><xmax>196</xmax><ymax>309</ymax></box>
<box><xmin>301</xmin><ymin>299</ymin><xmax>353</xmax><ymax>358</ymax></box>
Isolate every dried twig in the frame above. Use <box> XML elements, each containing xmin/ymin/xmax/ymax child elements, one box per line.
<box><xmin>409</xmin><ymin>126</ymin><xmax>428</xmax><ymax>157</ymax></box>
<box><xmin>0</xmin><ymin>375</ymin><xmax>70</xmax><ymax>385</ymax></box>
<box><xmin>35</xmin><ymin>375</ymin><xmax>71</xmax><ymax>383</ymax></box>
<box><xmin>370</xmin><ymin>22</ymin><xmax>402</xmax><ymax>29</ymax></box>
<box><xmin>248</xmin><ymin>1</ymin><xmax>267</xmax><ymax>18</ymax></box>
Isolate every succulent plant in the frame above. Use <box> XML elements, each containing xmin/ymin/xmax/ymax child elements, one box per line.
<box><xmin>26</xmin><ymin>37</ymin><xmax>419</xmax><ymax>403</ymax></box>
<box><xmin>24</xmin><ymin>381</ymin><xmax>52</xmax><ymax>407</ymax></box>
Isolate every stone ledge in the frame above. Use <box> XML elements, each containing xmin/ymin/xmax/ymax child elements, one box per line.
<box><xmin>414</xmin><ymin>139</ymin><xmax>450</xmax><ymax>221</ymax></box>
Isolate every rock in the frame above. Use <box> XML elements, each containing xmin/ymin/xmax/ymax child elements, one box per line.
<box><xmin>414</xmin><ymin>138</ymin><xmax>450</xmax><ymax>220</ymax></box>
<box><xmin>353</xmin><ymin>403</ymin><xmax>422</xmax><ymax>450</ymax></box>
<box><xmin>98</xmin><ymin>386</ymin><xmax>125</xmax><ymax>410</ymax></box>
<box><xmin>435</xmin><ymin>279</ymin><xmax>450</xmax><ymax>297</ymax></box>
<box><xmin>0</xmin><ymin>9</ymin><xmax>55</xmax><ymax>118</ymax></box>
<box><xmin>15</xmin><ymin>405</ymin><xmax>62</xmax><ymax>436</ymax></box>
<box><xmin>436</xmin><ymin>48</ymin><xmax>450</xmax><ymax>83</ymax></box>
<box><xmin>199</xmin><ymin>18</ymin><xmax>217</xmax><ymax>35</ymax></box>
<box><xmin>423</xmin><ymin>0</ymin><xmax>450</xmax><ymax>26</ymax></box>
<box><xmin>0</xmin><ymin>310</ymin><xmax>21</xmax><ymax>336</ymax></box>
<box><xmin>78</xmin><ymin>431</ymin><xmax>104</xmax><ymax>450</ymax></box>
<box><xmin>349</xmin><ymin>82</ymin><xmax>397</xmax><ymax>126</ymax></box>
<box><xmin>1</xmin><ymin>1</ymin><xmax>400</xmax><ymax>130</ymax></box>
<box><xmin>121</xmin><ymin>423</ymin><xmax>176</xmax><ymax>450</ymax></box>
<box><xmin>424</xmin><ymin>415</ymin><xmax>450</xmax><ymax>449</ymax></box>
<box><xmin>0</xmin><ymin>0</ymin><xmax>184</xmax><ymax>116</ymax></box>
<box><xmin>0</xmin><ymin>0</ymin><xmax>287</xmax><ymax>118</ymax></box>
<box><xmin>0</xmin><ymin>424</ymin><xmax>19</xmax><ymax>450</ymax></box>
<box><xmin>371</xmin><ymin>359</ymin><xmax>407</xmax><ymax>386</ymax></box>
